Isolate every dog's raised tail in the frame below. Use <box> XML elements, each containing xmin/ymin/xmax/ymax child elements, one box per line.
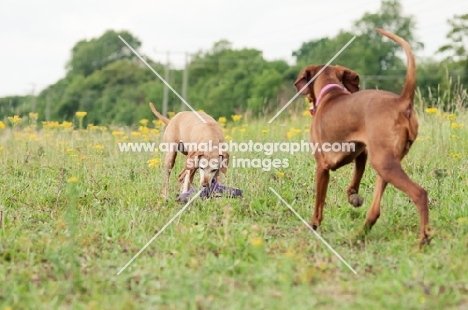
<box><xmin>149</xmin><ymin>102</ymin><xmax>170</xmax><ymax>125</ymax></box>
<box><xmin>375</xmin><ymin>28</ymin><xmax>416</xmax><ymax>101</ymax></box>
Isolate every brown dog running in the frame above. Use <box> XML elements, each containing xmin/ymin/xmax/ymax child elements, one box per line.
<box><xmin>149</xmin><ymin>102</ymin><xmax>229</xmax><ymax>199</ymax></box>
<box><xmin>294</xmin><ymin>28</ymin><xmax>430</xmax><ymax>247</ymax></box>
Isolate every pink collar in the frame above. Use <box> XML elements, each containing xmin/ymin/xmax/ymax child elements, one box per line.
<box><xmin>309</xmin><ymin>84</ymin><xmax>348</xmax><ymax>116</ymax></box>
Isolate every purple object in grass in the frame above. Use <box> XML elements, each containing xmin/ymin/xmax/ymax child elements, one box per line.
<box><xmin>176</xmin><ymin>179</ymin><xmax>243</xmax><ymax>203</ymax></box>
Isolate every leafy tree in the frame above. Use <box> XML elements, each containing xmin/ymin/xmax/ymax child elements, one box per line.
<box><xmin>66</xmin><ymin>30</ymin><xmax>141</xmax><ymax>77</ymax></box>
<box><xmin>188</xmin><ymin>41</ymin><xmax>289</xmax><ymax>117</ymax></box>
<box><xmin>293</xmin><ymin>0</ymin><xmax>422</xmax><ymax>92</ymax></box>
<box><xmin>438</xmin><ymin>14</ymin><xmax>468</xmax><ymax>60</ymax></box>
<box><xmin>437</xmin><ymin>13</ymin><xmax>468</xmax><ymax>85</ymax></box>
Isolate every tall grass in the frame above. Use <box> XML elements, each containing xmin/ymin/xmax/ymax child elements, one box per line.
<box><xmin>0</xmin><ymin>88</ymin><xmax>467</xmax><ymax>309</ymax></box>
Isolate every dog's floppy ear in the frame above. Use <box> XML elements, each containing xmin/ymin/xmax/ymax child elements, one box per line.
<box><xmin>294</xmin><ymin>66</ymin><xmax>319</xmax><ymax>95</ymax></box>
<box><xmin>336</xmin><ymin>65</ymin><xmax>360</xmax><ymax>93</ymax></box>
<box><xmin>219</xmin><ymin>152</ymin><xmax>229</xmax><ymax>175</ymax></box>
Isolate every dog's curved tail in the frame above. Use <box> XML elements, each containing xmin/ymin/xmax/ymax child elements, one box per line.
<box><xmin>149</xmin><ymin>102</ymin><xmax>170</xmax><ymax>125</ymax></box>
<box><xmin>375</xmin><ymin>28</ymin><xmax>416</xmax><ymax>101</ymax></box>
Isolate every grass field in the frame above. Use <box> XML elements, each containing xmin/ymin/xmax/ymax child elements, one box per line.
<box><xmin>1</xmin><ymin>100</ymin><xmax>468</xmax><ymax>309</ymax></box>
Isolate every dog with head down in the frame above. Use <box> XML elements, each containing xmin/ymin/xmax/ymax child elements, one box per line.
<box><xmin>149</xmin><ymin>102</ymin><xmax>229</xmax><ymax>200</ymax></box>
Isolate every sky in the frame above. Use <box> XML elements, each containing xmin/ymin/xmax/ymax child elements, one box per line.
<box><xmin>0</xmin><ymin>0</ymin><xmax>465</xmax><ymax>97</ymax></box>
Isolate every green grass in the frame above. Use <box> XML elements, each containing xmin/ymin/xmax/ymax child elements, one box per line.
<box><xmin>0</xmin><ymin>108</ymin><xmax>468</xmax><ymax>309</ymax></box>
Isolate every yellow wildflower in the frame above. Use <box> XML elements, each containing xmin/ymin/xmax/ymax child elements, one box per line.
<box><xmin>139</xmin><ymin>126</ymin><xmax>149</xmax><ymax>134</ymax></box>
<box><xmin>112</xmin><ymin>131</ymin><xmax>124</xmax><ymax>136</ymax></box>
<box><xmin>277</xmin><ymin>171</ymin><xmax>285</xmax><ymax>178</ymax></box>
<box><xmin>250</xmin><ymin>237</ymin><xmax>263</xmax><ymax>246</ymax></box>
<box><xmin>0</xmin><ymin>146</ymin><xmax>3</xmax><ymax>151</ymax></box>
<box><xmin>147</xmin><ymin>158</ymin><xmax>160</xmax><ymax>168</ymax></box>
<box><xmin>451</xmin><ymin>152</ymin><xmax>461</xmax><ymax>159</ymax></box>
<box><xmin>60</xmin><ymin>121</ymin><xmax>73</xmax><ymax>129</ymax></box>
<box><xmin>240</xmin><ymin>128</ymin><xmax>246</xmax><ymax>133</ymax></box>
<box><xmin>448</xmin><ymin>114</ymin><xmax>457</xmax><ymax>122</ymax></box>
<box><xmin>94</xmin><ymin>145</ymin><xmax>104</xmax><ymax>150</ymax></box>
<box><xmin>286</xmin><ymin>127</ymin><xmax>302</xmax><ymax>139</ymax></box>
<box><xmin>28</xmin><ymin>134</ymin><xmax>37</xmax><ymax>140</ymax></box>
<box><xmin>29</xmin><ymin>112</ymin><xmax>39</xmax><ymax>120</ymax></box>
<box><xmin>167</xmin><ymin>111</ymin><xmax>175</xmax><ymax>118</ymax></box>
<box><xmin>218</xmin><ymin>116</ymin><xmax>227</xmax><ymax>124</ymax></box>
<box><xmin>451</xmin><ymin>123</ymin><xmax>463</xmax><ymax>129</ymax></box>
<box><xmin>231</xmin><ymin>114</ymin><xmax>242</xmax><ymax>122</ymax></box>
<box><xmin>0</xmin><ymin>121</ymin><xmax>5</xmax><ymax>129</ymax></box>
<box><xmin>131</xmin><ymin>131</ymin><xmax>141</xmax><ymax>137</ymax></box>
<box><xmin>153</xmin><ymin>119</ymin><xmax>164</xmax><ymax>128</ymax></box>
<box><xmin>302</xmin><ymin>110</ymin><xmax>310</xmax><ymax>116</ymax></box>
<box><xmin>67</xmin><ymin>176</ymin><xmax>78</xmax><ymax>183</ymax></box>
<box><xmin>262</xmin><ymin>129</ymin><xmax>268</xmax><ymax>134</ymax></box>
<box><xmin>66</xmin><ymin>148</ymin><xmax>73</xmax><ymax>153</ymax></box>
<box><xmin>75</xmin><ymin>111</ymin><xmax>87</xmax><ymax>118</ymax></box>
<box><xmin>7</xmin><ymin>115</ymin><xmax>22</xmax><ymax>125</ymax></box>
<box><xmin>139</xmin><ymin>119</ymin><xmax>149</xmax><ymax>126</ymax></box>
<box><xmin>425</xmin><ymin>107</ymin><xmax>438</xmax><ymax>114</ymax></box>
<box><xmin>198</xmin><ymin>109</ymin><xmax>204</xmax><ymax>113</ymax></box>
<box><xmin>225</xmin><ymin>135</ymin><xmax>233</xmax><ymax>141</ymax></box>
<box><xmin>42</xmin><ymin>121</ymin><xmax>60</xmax><ymax>129</ymax></box>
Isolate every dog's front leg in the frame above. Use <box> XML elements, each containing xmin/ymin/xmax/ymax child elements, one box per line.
<box><xmin>354</xmin><ymin>175</ymin><xmax>388</xmax><ymax>242</ymax></box>
<box><xmin>181</xmin><ymin>170</ymin><xmax>191</xmax><ymax>193</ymax></box>
<box><xmin>312</xmin><ymin>166</ymin><xmax>330</xmax><ymax>229</ymax></box>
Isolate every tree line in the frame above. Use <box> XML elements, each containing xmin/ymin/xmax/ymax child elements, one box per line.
<box><xmin>1</xmin><ymin>1</ymin><xmax>466</xmax><ymax>126</ymax></box>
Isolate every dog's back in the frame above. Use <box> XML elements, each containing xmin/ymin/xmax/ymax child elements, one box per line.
<box><xmin>165</xmin><ymin>111</ymin><xmax>225</xmax><ymax>144</ymax></box>
<box><xmin>148</xmin><ymin>102</ymin><xmax>224</xmax><ymax>144</ymax></box>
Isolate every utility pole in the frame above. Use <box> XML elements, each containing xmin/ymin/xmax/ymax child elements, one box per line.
<box><xmin>181</xmin><ymin>52</ymin><xmax>189</xmax><ymax>111</ymax></box>
<box><xmin>162</xmin><ymin>51</ymin><xmax>170</xmax><ymax>116</ymax></box>
<box><xmin>154</xmin><ymin>49</ymin><xmax>192</xmax><ymax>114</ymax></box>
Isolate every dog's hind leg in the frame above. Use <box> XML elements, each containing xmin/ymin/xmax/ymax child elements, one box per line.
<box><xmin>312</xmin><ymin>166</ymin><xmax>330</xmax><ymax>229</ymax></box>
<box><xmin>371</xmin><ymin>154</ymin><xmax>430</xmax><ymax>247</ymax></box>
<box><xmin>347</xmin><ymin>151</ymin><xmax>367</xmax><ymax>207</ymax></box>
<box><xmin>162</xmin><ymin>151</ymin><xmax>177</xmax><ymax>199</ymax></box>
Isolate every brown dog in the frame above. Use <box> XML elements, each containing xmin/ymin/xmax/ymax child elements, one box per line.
<box><xmin>294</xmin><ymin>28</ymin><xmax>430</xmax><ymax>246</ymax></box>
<box><xmin>149</xmin><ymin>102</ymin><xmax>229</xmax><ymax>199</ymax></box>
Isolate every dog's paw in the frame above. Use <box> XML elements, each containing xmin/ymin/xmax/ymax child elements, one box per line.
<box><xmin>419</xmin><ymin>227</ymin><xmax>435</xmax><ymax>249</ymax></box>
<box><xmin>349</xmin><ymin>194</ymin><xmax>364</xmax><ymax>208</ymax></box>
